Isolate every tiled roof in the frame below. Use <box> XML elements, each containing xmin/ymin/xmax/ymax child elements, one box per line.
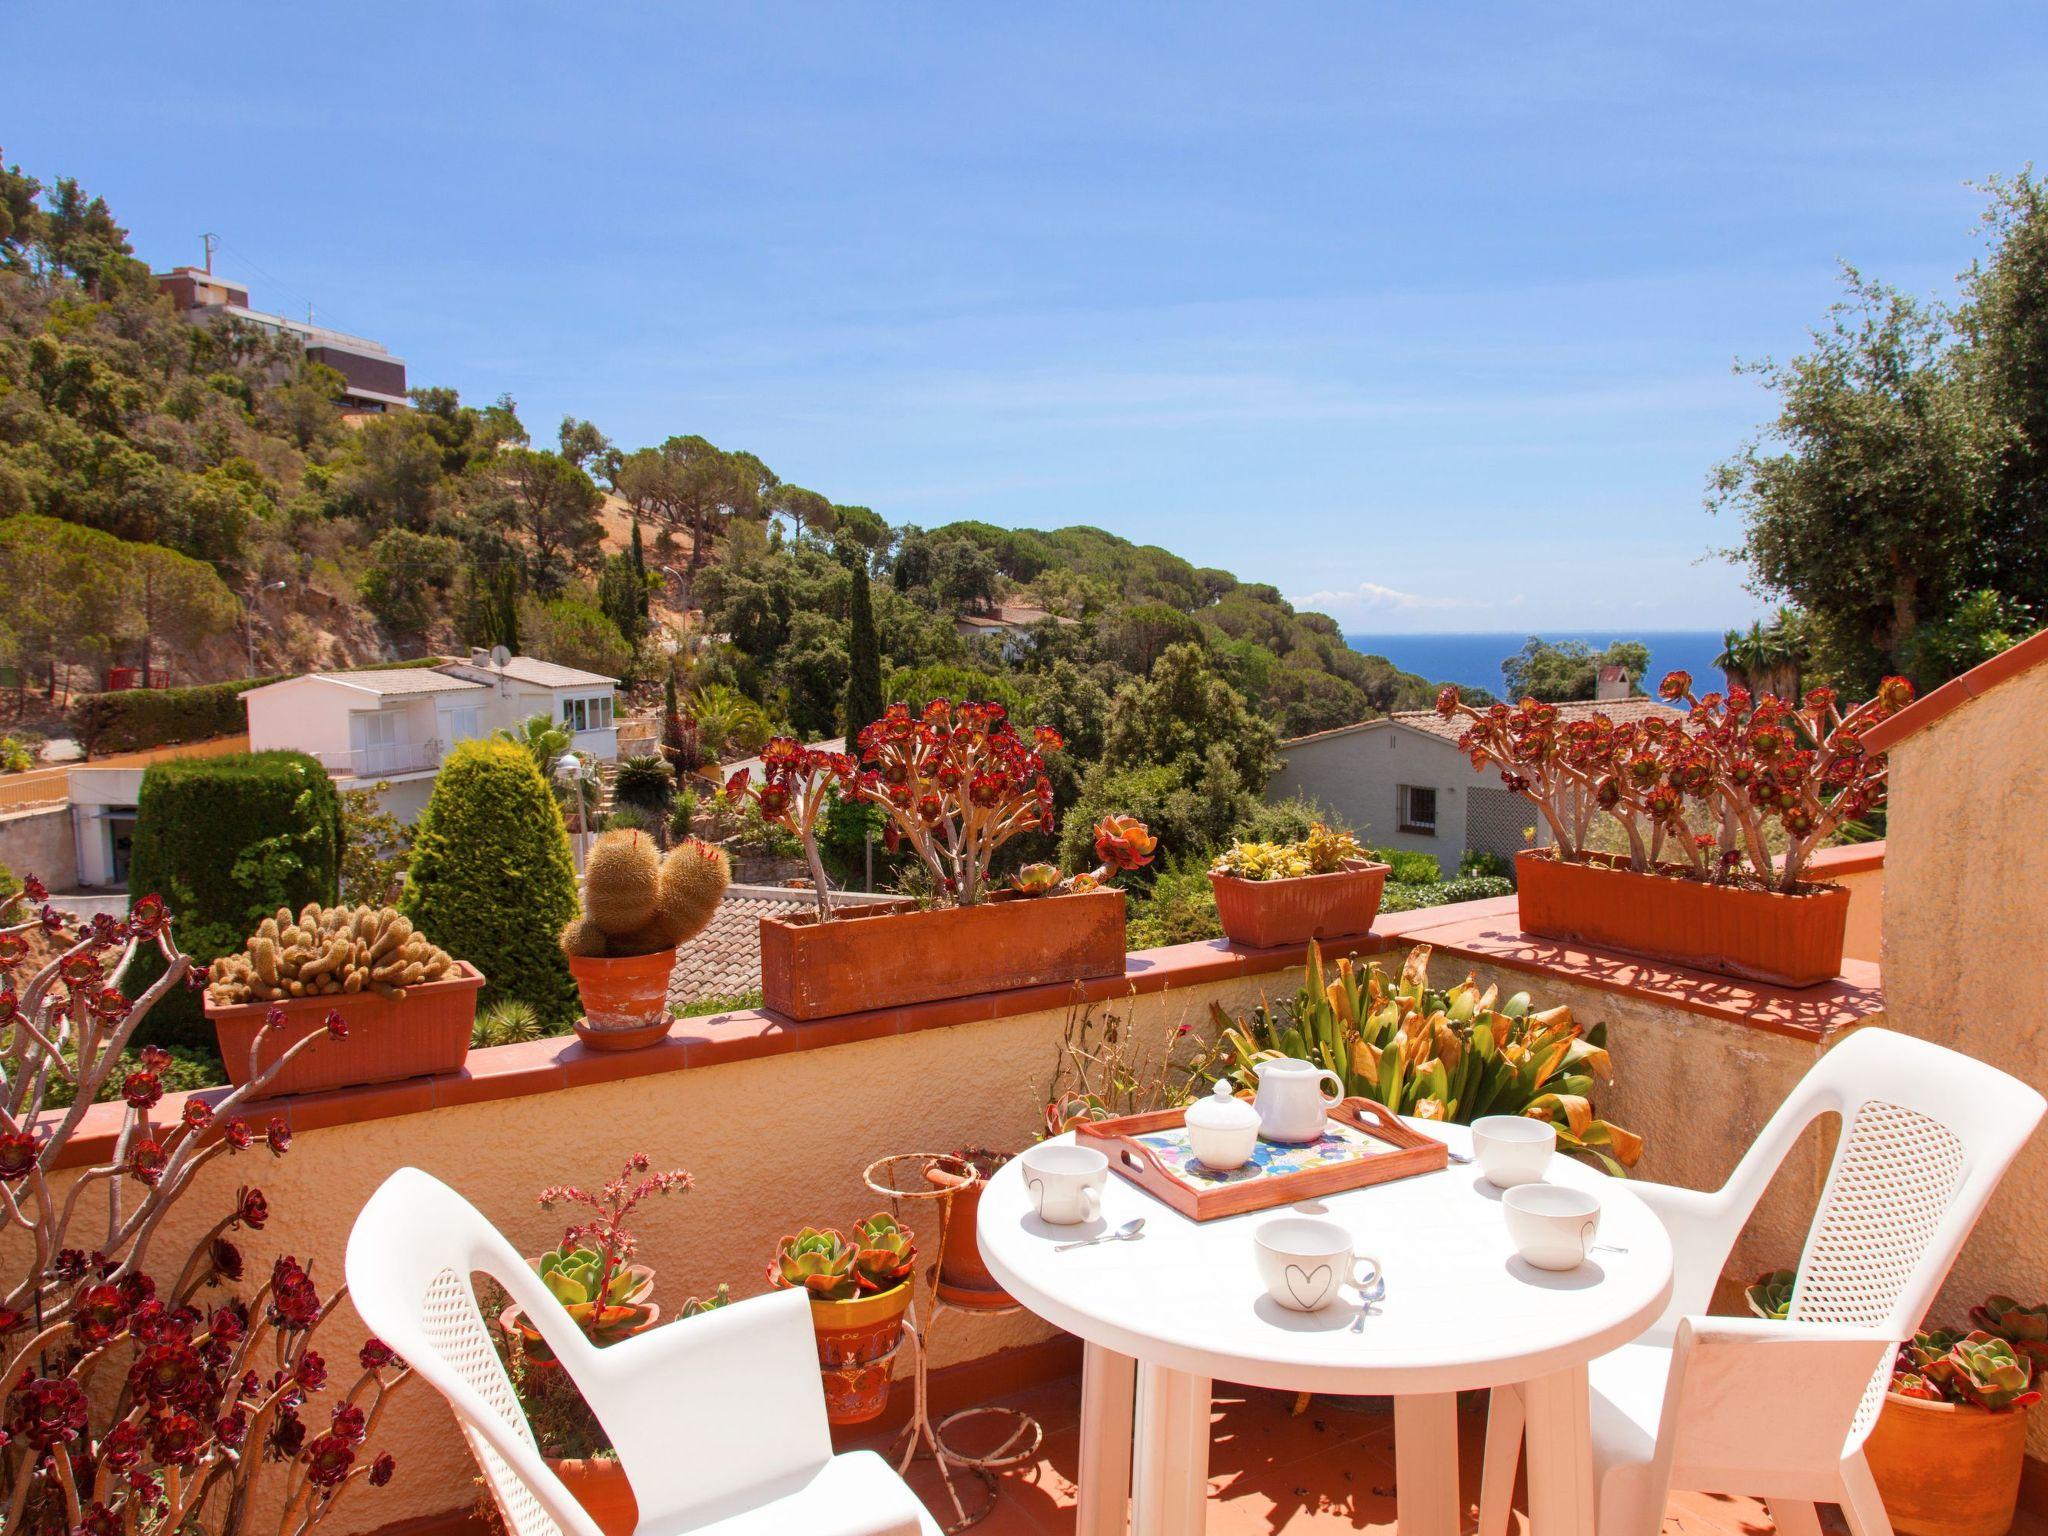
<box><xmin>1280</xmin><ymin>695</ymin><xmax>1677</xmax><ymax>749</ymax></box>
<box><xmin>666</xmin><ymin>890</ymin><xmax>809</xmax><ymax>1006</ymax></box>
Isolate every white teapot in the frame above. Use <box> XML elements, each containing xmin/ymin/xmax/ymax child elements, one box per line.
<box><xmin>1253</xmin><ymin>1057</ymin><xmax>1345</xmax><ymax>1144</ymax></box>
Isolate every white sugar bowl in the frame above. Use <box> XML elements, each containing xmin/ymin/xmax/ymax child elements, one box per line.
<box><xmin>1186</xmin><ymin>1079</ymin><xmax>1262</xmax><ymax>1171</ymax></box>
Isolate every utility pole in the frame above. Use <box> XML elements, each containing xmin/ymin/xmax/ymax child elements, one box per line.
<box><xmin>202</xmin><ymin>232</ymin><xmax>218</xmax><ymax>273</ymax></box>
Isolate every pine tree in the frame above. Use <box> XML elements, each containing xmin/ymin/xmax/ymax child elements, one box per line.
<box><xmin>843</xmin><ymin>553</ymin><xmax>883</xmax><ymax>742</ymax></box>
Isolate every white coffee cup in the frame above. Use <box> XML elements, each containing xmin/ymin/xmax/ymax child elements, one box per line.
<box><xmin>1472</xmin><ymin>1115</ymin><xmax>1556</xmax><ymax>1188</ymax></box>
<box><xmin>1253</xmin><ymin>1216</ymin><xmax>1382</xmax><ymax>1313</ymax></box>
<box><xmin>1503</xmin><ymin>1183</ymin><xmax>1602</xmax><ymax>1271</ymax></box>
<box><xmin>1021</xmin><ymin>1143</ymin><xmax>1108</xmax><ymax>1226</ymax></box>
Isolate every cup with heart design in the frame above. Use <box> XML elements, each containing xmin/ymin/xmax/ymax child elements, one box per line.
<box><xmin>1021</xmin><ymin>1143</ymin><xmax>1108</xmax><ymax>1226</ymax></box>
<box><xmin>1253</xmin><ymin>1216</ymin><xmax>1382</xmax><ymax>1313</ymax></box>
<box><xmin>1502</xmin><ymin>1182</ymin><xmax>1601</xmax><ymax>1271</ymax></box>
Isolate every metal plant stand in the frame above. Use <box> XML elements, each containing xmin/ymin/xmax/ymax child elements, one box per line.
<box><xmin>863</xmin><ymin>1154</ymin><xmax>1044</xmax><ymax>1533</ymax></box>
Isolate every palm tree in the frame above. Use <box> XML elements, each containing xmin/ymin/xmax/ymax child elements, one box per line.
<box><xmin>690</xmin><ymin>684</ymin><xmax>775</xmax><ymax>766</ymax></box>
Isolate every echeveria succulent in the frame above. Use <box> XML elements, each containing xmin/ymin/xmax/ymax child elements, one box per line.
<box><xmin>1744</xmin><ymin>1269</ymin><xmax>1796</xmax><ymax>1322</ymax></box>
<box><xmin>1946</xmin><ymin>1332</ymin><xmax>2041</xmax><ymax>1411</ymax></box>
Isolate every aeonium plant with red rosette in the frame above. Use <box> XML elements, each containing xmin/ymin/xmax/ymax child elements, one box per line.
<box><xmin>0</xmin><ymin>884</ymin><xmax>409</xmax><ymax>1536</ymax></box>
<box><xmin>1433</xmin><ymin>673</ymin><xmax>1914</xmax><ymax>890</ymax></box>
<box><xmin>728</xmin><ymin>701</ymin><xmax>1155</xmax><ymax>915</ymax></box>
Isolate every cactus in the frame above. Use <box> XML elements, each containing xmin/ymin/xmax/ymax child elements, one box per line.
<box><xmin>583</xmin><ymin>829</ymin><xmax>662</xmax><ymax>934</ymax></box>
<box><xmin>1946</xmin><ymin>1331</ymin><xmax>2041</xmax><ymax>1410</ymax></box>
<box><xmin>207</xmin><ymin>903</ymin><xmax>457</xmax><ymax>1004</ymax></box>
<box><xmin>563</xmin><ymin>830</ymin><xmax>731</xmax><ymax>959</ymax></box>
<box><xmin>656</xmin><ymin>837</ymin><xmax>729</xmax><ymax>942</ymax></box>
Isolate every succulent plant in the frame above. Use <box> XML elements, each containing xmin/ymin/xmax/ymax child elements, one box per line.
<box><xmin>769</xmin><ymin>1216</ymin><xmax>917</xmax><ymax>1302</ymax></box>
<box><xmin>1212</xmin><ymin>822</ymin><xmax>1365</xmax><ymax>881</ymax></box>
<box><xmin>530</xmin><ymin>1242</ymin><xmax>656</xmax><ymax>1343</ymax></box>
<box><xmin>1093</xmin><ymin>815</ymin><xmax>1157</xmax><ymax>873</ymax></box>
<box><xmin>1012</xmin><ymin>862</ymin><xmax>1061</xmax><ymax>896</ymax></box>
<box><xmin>207</xmin><ymin>902</ymin><xmax>457</xmax><ymax>1004</ymax></box>
<box><xmin>679</xmin><ymin>1283</ymin><xmax>732</xmax><ymax>1319</ymax></box>
<box><xmin>1972</xmin><ymin>1295</ymin><xmax>2048</xmax><ymax>1367</ymax></box>
<box><xmin>1946</xmin><ymin>1331</ymin><xmax>2041</xmax><ymax>1411</ymax></box>
<box><xmin>560</xmin><ymin>832</ymin><xmax>730</xmax><ymax>959</ymax></box>
<box><xmin>1744</xmin><ymin>1269</ymin><xmax>1796</xmax><ymax>1321</ymax></box>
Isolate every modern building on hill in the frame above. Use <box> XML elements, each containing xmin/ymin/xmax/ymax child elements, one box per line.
<box><xmin>153</xmin><ymin>265</ymin><xmax>409</xmax><ymax>411</ymax></box>
<box><xmin>1265</xmin><ymin>697</ymin><xmax>1673</xmax><ymax>875</ymax></box>
<box><xmin>238</xmin><ymin>652</ymin><xmax>619</xmax><ymax>821</ymax></box>
<box><xmin>953</xmin><ymin>601</ymin><xmax>1078</xmax><ymax>659</ymax></box>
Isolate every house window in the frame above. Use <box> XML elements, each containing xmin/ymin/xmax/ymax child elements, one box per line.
<box><xmin>1398</xmin><ymin>784</ymin><xmax>1438</xmax><ymax>836</ymax></box>
<box><xmin>563</xmin><ymin>698</ymin><xmax>587</xmax><ymax>732</ymax></box>
<box><xmin>561</xmin><ymin>696</ymin><xmax>613</xmax><ymax>733</ymax></box>
<box><xmin>447</xmin><ymin>706</ymin><xmax>482</xmax><ymax>744</ymax></box>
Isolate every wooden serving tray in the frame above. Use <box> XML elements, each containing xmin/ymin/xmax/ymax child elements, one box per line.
<box><xmin>1075</xmin><ymin>1097</ymin><xmax>1448</xmax><ymax>1221</ymax></box>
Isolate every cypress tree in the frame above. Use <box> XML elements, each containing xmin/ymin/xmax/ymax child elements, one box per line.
<box><xmin>630</xmin><ymin>519</ymin><xmax>650</xmax><ymax>616</ymax></box>
<box><xmin>843</xmin><ymin>554</ymin><xmax>883</xmax><ymax>742</ymax></box>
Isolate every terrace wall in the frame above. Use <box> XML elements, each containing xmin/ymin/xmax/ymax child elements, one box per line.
<box><xmin>20</xmin><ymin>858</ymin><xmax>1903</xmax><ymax>1535</ymax></box>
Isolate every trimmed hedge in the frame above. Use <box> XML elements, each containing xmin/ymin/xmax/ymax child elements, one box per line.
<box><xmin>71</xmin><ymin>658</ymin><xmax>450</xmax><ymax>756</ymax></box>
<box><xmin>400</xmin><ymin>738</ymin><xmax>580</xmax><ymax>1023</ymax></box>
<box><xmin>125</xmin><ymin>751</ymin><xmax>344</xmax><ymax>1047</ymax></box>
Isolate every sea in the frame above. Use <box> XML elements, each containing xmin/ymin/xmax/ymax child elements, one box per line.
<box><xmin>1341</xmin><ymin>630</ymin><xmax>1729</xmax><ymax>702</ymax></box>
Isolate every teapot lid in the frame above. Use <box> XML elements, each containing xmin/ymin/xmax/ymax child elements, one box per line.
<box><xmin>1185</xmin><ymin>1077</ymin><xmax>1261</xmax><ymax>1131</ymax></box>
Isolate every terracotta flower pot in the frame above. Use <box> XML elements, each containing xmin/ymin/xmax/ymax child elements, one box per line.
<box><xmin>1864</xmin><ymin>1392</ymin><xmax>2029</xmax><ymax>1536</ymax></box>
<box><xmin>567</xmin><ymin>947</ymin><xmax>677</xmax><ymax>1048</ymax></box>
<box><xmin>206</xmin><ymin>962</ymin><xmax>484</xmax><ymax>1095</ymax></box>
<box><xmin>925</xmin><ymin>1162</ymin><xmax>1013</xmax><ymax>1310</ymax></box>
<box><xmin>807</xmin><ymin>1283</ymin><xmax>914</xmax><ymax>1425</ymax></box>
<box><xmin>1209</xmin><ymin>860</ymin><xmax>1391</xmax><ymax>949</ymax></box>
<box><xmin>1514</xmin><ymin>848</ymin><xmax>1850</xmax><ymax>987</ymax></box>
<box><xmin>546</xmin><ymin>1456</ymin><xmax>637</xmax><ymax>1536</ymax></box>
<box><xmin>759</xmin><ymin>887</ymin><xmax>1125</xmax><ymax>1021</ymax></box>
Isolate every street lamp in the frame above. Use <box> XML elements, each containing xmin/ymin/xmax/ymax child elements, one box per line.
<box><xmin>246</xmin><ymin>579</ymin><xmax>288</xmax><ymax>675</ymax></box>
<box><xmin>555</xmin><ymin>752</ymin><xmax>588</xmax><ymax>870</ymax></box>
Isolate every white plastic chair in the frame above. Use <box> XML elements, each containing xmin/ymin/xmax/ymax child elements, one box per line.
<box><xmin>1477</xmin><ymin>1027</ymin><xmax>2044</xmax><ymax>1536</ymax></box>
<box><xmin>345</xmin><ymin>1168</ymin><xmax>939</xmax><ymax>1536</ymax></box>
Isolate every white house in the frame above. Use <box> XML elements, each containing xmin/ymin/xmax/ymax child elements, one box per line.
<box><xmin>240</xmin><ymin>652</ymin><xmax>619</xmax><ymax>823</ymax></box>
<box><xmin>1265</xmin><ymin>697</ymin><xmax>1672</xmax><ymax>875</ymax></box>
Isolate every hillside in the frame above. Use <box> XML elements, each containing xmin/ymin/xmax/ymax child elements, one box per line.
<box><xmin>0</xmin><ymin>158</ymin><xmax>1454</xmax><ymax>770</ymax></box>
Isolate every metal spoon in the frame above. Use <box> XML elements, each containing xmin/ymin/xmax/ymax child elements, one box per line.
<box><xmin>1055</xmin><ymin>1217</ymin><xmax>1146</xmax><ymax>1252</ymax></box>
<box><xmin>1351</xmin><ymin>1272</ymin><xmax>1388</xmax><ymax>1332</ymax></box>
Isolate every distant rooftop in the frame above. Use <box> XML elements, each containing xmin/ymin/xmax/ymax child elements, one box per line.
<box><xmin>1280</xmin><ymin>695</ymin><xmax>1674</xmax><ymax>748</ymax></box>
<box><xmin>441</xmin><ymin>655</ymin><xmax>618</xmax><ymax>688</ymax></box>
<box><xmin>244</xmin><ymin>669</ymin><xmax>482</xmax><ymax>699</ymax></box>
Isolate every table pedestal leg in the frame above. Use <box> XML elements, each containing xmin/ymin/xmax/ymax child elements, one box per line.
<box><xmin>1132</xmin><ymin>1363</ymin><xmax>1210</xmax><ymax>1536</ymax></box>
<box><xmin>1523</xmin><ymin>1366</ymin><xmax>1597</xmax><ymax>1536</ymax></box>
<box><xmin>1077</xmin><ymin>1343</ymin><xmax>1135</xmax><ymax>1536</ymax></box>
<box><xmin>1394</xmin><ymin>1392</ymin><xmax>1462</xmax><ymax>1536</ymax></box>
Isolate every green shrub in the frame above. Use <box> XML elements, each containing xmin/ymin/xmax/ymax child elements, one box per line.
<box><xmin>401</xmin><ymin>738</ymin><xmax>580</xmax><ymax>1023</ymax></box>
<box><xmin>1125</xmin><ymin>852</ymin><xmax>1223</xmax><ymax>948</ymax></box>
<box><xmin>1458</xmin><ymin>849</ymin><xmax>1515</xmax><ymax>882</ymax></box>
<box><xmin>125</xmin><ymin>751</ymin><xmax>343</xmax><ymax>1047</ymax></box>
<box><xmin>0</xmin><ymin>859</ymin><xmax>17</xmax><ymax>902</ymax></box>
<box><xmin>1373</xmin><ymin>847</ymin><xmax>1445</xmax><ymax>885</ymax></box>
<box><xmin>1379</xmin><ymin>875</ymin><xmax>1514</xmax><ymax>913</ymax></box>
<box><xmin>1231</xmin><ymin>795</ymin><xmax>1350</xmax><ymax>846</ymax></box>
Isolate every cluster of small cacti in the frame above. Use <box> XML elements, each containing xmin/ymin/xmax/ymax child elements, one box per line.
<box><xmin>1212</xmin><ymin>821</ymin><xmax>1364</xmax><ymax>881</ymax></box>
<box><xmin>207</xmin><ymin>903</ymin><xmax>455</xmax><ymax>1004</ymax></box>
<box><xmin>767</xmin><ymin>1214</ymin><xmax>916</xmax><ymax>1301</ymax></box>
<box><xmin>558</xmin><ymin>831</ymin><xmax>730</xmax><ymax>959</ymax></box>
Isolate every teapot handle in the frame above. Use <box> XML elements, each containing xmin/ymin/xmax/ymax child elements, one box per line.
<box><xmin>1317</xmin><ymin>1069</ymin><xmax>1345</xmax><ymax>1107</ymax></box>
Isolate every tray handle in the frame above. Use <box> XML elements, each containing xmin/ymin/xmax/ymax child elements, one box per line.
<box><xmin>1338</xmin><ymin>1096</ymin><xmax>1406</xmax><ymax>1136</ymax></box>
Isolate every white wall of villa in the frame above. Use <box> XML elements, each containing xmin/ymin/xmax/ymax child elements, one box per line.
<box><xmin>1267</xmin><ymin>719</ymin><xmax>1514</xmax><ymax>874</ymax></box>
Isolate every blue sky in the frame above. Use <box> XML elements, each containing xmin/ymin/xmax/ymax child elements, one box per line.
<box><xmin>9</xmin><ymin>3</ymin><xmax>2044</xmax><ymax>632</ymax></box>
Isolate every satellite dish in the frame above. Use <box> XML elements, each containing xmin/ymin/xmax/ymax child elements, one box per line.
<box><xmin>489</xmin><ymin>644</ymin><xmax>512</xmax><ymax>669</ymax></box>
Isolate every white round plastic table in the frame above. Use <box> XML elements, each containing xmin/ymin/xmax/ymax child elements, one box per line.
<box><xmin>979</xmin><ymin>1120</ymin><xmax>1673</xmax><ymax>1536</ymax></box>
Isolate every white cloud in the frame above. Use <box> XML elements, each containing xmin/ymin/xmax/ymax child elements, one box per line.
<box><xmin>1290</xmin><ymin>581</ymin><xmax>1520</xmax><ymax>614</ymax></box>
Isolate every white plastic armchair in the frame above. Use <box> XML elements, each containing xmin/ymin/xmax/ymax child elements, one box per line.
<box><xmin>1478</xmin><ymin>1026</ymin><xmax>2044</xmax><ymax>1536</ymax></box>
<box><xmin>345</xmin><ymin>1169</ymin><xmax>938</xmax><ymax>1536</ymax></box>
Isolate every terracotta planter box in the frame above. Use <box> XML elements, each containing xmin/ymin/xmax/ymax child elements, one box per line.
<box><xmin>548</xmin><ymin>1456</ymin><xmax>637</xmax><ymax>1536</ymax></box>
<box><xmin>1209</xmin><ymin>860</ymin><xmax>1391</xmax><ymax>949</ymax></box>
<box><xmin>1514</xmin><ymin>849</ymin><xmax>1850</xmax><ymax>987</ymax></box>
<box><xmin>206</xmin><ymin>962</ymin><xmax>484</xmax><ymax>1095</ymax></box>
<box><xmin>1864</xmin><ymin>1392</ymin><xmax>2028</xmax><ymax>1536</ymax></box>
<box><xmin>808</xmin><ymin>1283</ymin><xmax>913</xmax><ymax>1425</ymax></box>
<box><xmin>760</xmin><ymin>888</ymin><xmax>1126</xmax><ymax>1021</ymax></box>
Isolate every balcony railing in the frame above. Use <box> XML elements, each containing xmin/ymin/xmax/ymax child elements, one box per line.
<box><xmin>306</xmin><ymin>738</ymin><xmax>444</xmax><ymax>778</ymax></box>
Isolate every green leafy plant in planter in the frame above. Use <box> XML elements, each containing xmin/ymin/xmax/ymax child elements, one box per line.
<box><xmin>1215</xmin><ymin>942</ymin><xmax>1643</xmax><ymax>1173</ymax></box>
<box><xmin>769</xmin><ymin>1215</ymin><xmax>920</xmax><ymax>1425</ymax></box>
<box><xmin>1213</xmin><ymin>823</ymin><xmax>1365</xmax><ymax>881</ymax></box>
